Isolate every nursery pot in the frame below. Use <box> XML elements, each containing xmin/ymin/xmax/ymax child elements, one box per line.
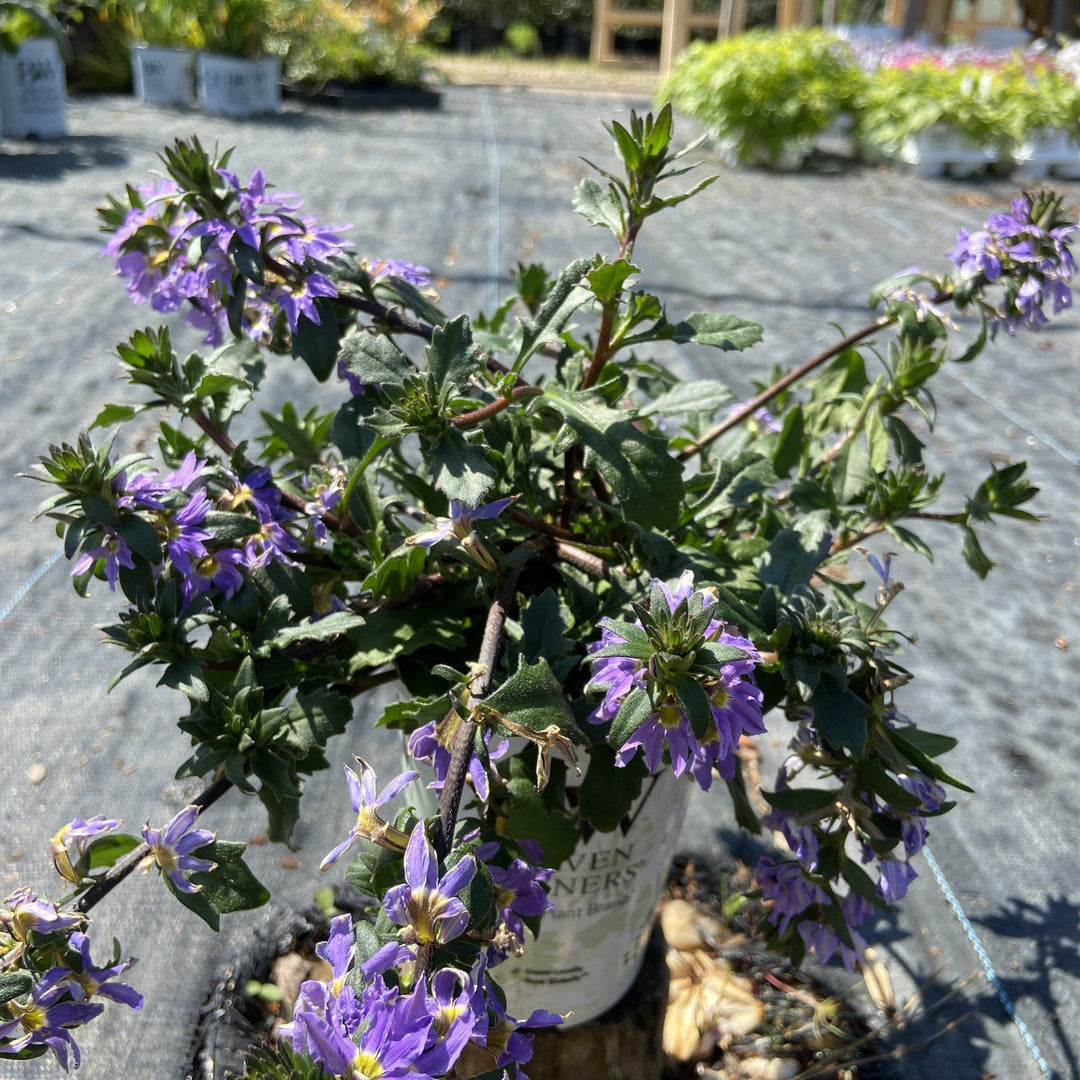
<box><xmin>0</xmin><ymin>37</ymin><xmax>67</xmax><ymax>138</ymax></box>
<box><xmin>196</xmin><ymin>53</ymin><xmax>279</xmax><ymax>117</ymax></box>
<box><xmin>130</xmin><ymin>44</ymin><xmax>194</xmax><ymax>107</ymax></box>
<box><xmin>497</xmin><ymin>766</ymin><xmax>692</xmax><ymax>1027</ymax></box>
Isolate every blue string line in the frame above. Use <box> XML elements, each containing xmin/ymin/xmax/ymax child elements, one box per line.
<box><xmin>922</xmin><ymin>844</ymin><xmax>1054</xmax><ymax>1080</ymax></box>
<box><xmin>0</xmin><ymin>551</ymin><xmax>62</xmax><ymax>627</ymax></box>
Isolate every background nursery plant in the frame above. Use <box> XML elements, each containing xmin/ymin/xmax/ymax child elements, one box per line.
<box><xmin>3</xmin><ymin>106</ymin><xmax>1074</xmax><ymax>1076</ymax></box>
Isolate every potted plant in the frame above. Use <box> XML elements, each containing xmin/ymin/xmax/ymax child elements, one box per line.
<box><xmin>1000</xmin><ymin>56</ymin><xmax>1080</xmax><ymax>179</ymax></box>
<box><xmin>659</xmin><ymin>30</ymin><xmax>866</xmax><ymax>169</ymax></box>
<box><xmin>115</xmin><ymin>0</ymin><xmax>199</xmax><ymax>107</ymax></box>
<box><xmin>189</xmin><ymin>0</ymin><xmax>278</xmax><ymax>116</ymax></box>
<box><xmin>4</xmin><ymin>111</ymin><xmax>1075</xmax><ymax>1077</ymax></box>
<box><xmin>0</xmin><ymin>0</ymin><xmax>70</xmax><ymax>138</ymax></box>
<box><xmin>854</xmin><ymin>61</ymin><xmax>1006</xmax><ymax>176</ymax></box>
<box><xmin>266</xmin><ymin>0</ymin><xmax>439</xmax><ymax>109</ymax></box>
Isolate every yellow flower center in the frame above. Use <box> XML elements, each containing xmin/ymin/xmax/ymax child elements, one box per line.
<box><xmin>350</xmin><ymin>1050</ymin><xmax>384</xmax><ymax>1079</ymax></box>
<box><xmin>153</xmin><ymin>843</ymin><xmax>179</xmax><ymax>873</ymax></box>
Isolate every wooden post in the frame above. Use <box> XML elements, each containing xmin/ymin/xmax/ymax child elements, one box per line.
<box><xmin>590</xmin><ymin>0</ymin><xmax>615</xmax><ymax>64</ymax></box>
<box><xmin>718</xmin><ymin>0</ymin><xmax>747</xmax><ymax>37</ymax></box>
<box><xmin>660</xmin><ymin>0</ymin><xmax>692</xmax><ymax>77</ymax></box>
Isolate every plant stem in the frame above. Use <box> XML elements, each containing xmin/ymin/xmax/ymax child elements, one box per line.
<box><xmin>74</xmin><ymin>774</ymin><xmax>233</xmax><ymax>915</ymax></box>
<box><xmin>451</xmin><ymin>386</ymin><xmax>543</xmax><ymax>429</ymax></box>
<box><xmin>678</xmin><ymin>315</ymin><xmax>895</xmax><ymax>462</ymax></box>
<box><xmin>432</xmin><ymin>564</ymin><xmax>524</xmax><ymax>862</ymax></box>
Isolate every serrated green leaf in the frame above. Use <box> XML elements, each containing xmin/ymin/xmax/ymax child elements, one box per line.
<box><xmin>338</xmin><ymin>332</ymin><xmax>413</xmax><ymax>388</ymax></box>
<box><xmin>0</xmin><ymin>971</ymin><xmax>34</xmax><ymax>1006</ymax></box>
<box><xmin>757</xmin><ymin>509</ymin><xmax>833</xmax><ymax>593</ymax></box>
<box><xmin>427</xmin><ymin>314</ymin><xmax>477</xmax><ymax>392</ymax></box>
<box><xmin>90</xmin><ymin>403</ymin><xmax>141</xmax><ymax>431</ymax></box>
<box><xmin>573</xmin><ymin>177</ymin><xmax>626</xmax><ymax>236</ymax></box>
<box><xmin>270</xmin><ymin>611</ymin><xmax>366</xmax><ymax>649</ymax></box>
<box><xmin>587</xmin><ymin>259</ymin><xmax>639</xmax><ymax>306</ymax></box>
<box><xmin>422</xmin><ymin>425</ymin><xmax>496</xmax><ymax>505</ymax></box>
<box><xmin>670</xmin><ymin>312</ymin><xmax>763</xmax><ymax>351</ymax></box>
<box><xmin>514</xmin><ymin>257</ymin><xmax>592</xmax><ymax>371</ymax></box>
<box><xmin>169</xmin><ymin>840</ymin><xmax>270</xmax><ymax>930</ymax></box>
<box><xmin>541</xmin><ymin>384</ymin><xmax>683</xmax><ymax>530</ymax></box>
<box><xmin>484</xmin><ymin>659</ymin><xmax>583</xmax><ymax>743</ymax></box>
<box><xmin>638</xmin><ymin>380</ymin><xmax>734</xmax><ymax>418</ymax></box>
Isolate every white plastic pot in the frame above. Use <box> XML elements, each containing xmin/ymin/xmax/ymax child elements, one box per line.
<box><xmin>131</xmin><ymin>44</ymin><xmax>194</xmax><ymax>108</ymax></box>
<box><xmin>196</xmin><ymin>52</ymin><xmax>279</xmax><ymax>117</ymax></box>
<box><xmin>496</xmin><ymin>767</ymin><xmax>692</xmax><ymax>1027</ymax></box>
<box><xmin>1011</xmin><ymin>128</ymin><xmax>1080</xmax><ymax>181</ymax></box>
<box><xmin>893</xmin><ymin>126</ymin><xmax>995</xmax><ymax>179</ymax></box>
<box><xmin>0</xmin><ymin>37</ymin><xmax>67</xmax><ymax>139</ymax></box>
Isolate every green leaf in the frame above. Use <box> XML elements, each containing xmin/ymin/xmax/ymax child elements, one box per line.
<box><xmin>541</xmin><ymin>385</ymin><xmax>683</xmax><ymax>531</ymax></box>
<box><xmin>890</xmin><ymin>728</ymin><xmax>973</xmax><ymax>792</ymax></box>
<box><xmin>362</xmin><ymin>544</ymin><xmax>427</xmax><ymax>601</ymax></box>
<box><xmin>674</xmin><ymin>676</ymin><xmax>711</xmax><ymax>739</ymax></box>
<box><xmin>292</xmin><ymin>298</ymin><xmax>341</xmax><ymax>382</ymax></box>
<box><xmin>573</xmin><ymin>177</ymin><xmax>626</xmax><ymax>236</ymax></box>
<box><xmin>861</xmin><ymin>760</ymin><xmax>922</xmax><ymax>811</ymax></box>
<box><xmin>762</xmin><ymin>787</ymin><xmax>842</xmax><ymax>812</ymax></box>
<box><xmin>685</xmin><ymin>450</ymin><xmax>776</xmax><ymax>520</ymax></box>
<box><xmin>961</xmin><ymin>524</ymin><xmax>995</xmax><ymax>579</ymax></box>
<box><xmin>670</xmin><ymin>312</ymin><xmax>763</xmax><ymax>351</ymax></box>
<box><xmin>577</xmin><ymin>744</ymin><xmax>649</xmax><ymax>832</ymax></box>
<box><xmin>84</xmin><ymin>833</ymin><xmax>141</xmax><ymax>871</ymax></box>
<box><xmin>229</xmin><ymin>236</ymin><xmax>265</xmax><ymax>284</ymax></box>
<box><xmin>484</xmin><ymin>659</ymin><xmax>584</xmax><ymax>744</ymax></box>
<box><xmin>337</xmin><ymin>333</ymin><xmax>413</xmax><ymax>388</ymax></box>
<box><xmin>427</xmin><ymin>314</ymin><xmax>478</xmax><ymax>392</ymax></box>
<box><xmin>812</xmin><ymin>672</ymin><xmax>869</xmax><ymax>757</ymax></box>
<box><xmin>587</xmin><ymin>259</ymin><xmax>639</xmax><ymax>306</ymax></box>
<box><xmin>638</xmin><ymin>380</ymin><xmax>734</xmax><ymax>418</ymax></box>
<box><xmin>890</xmin><ymin>725</ymin><xmax>957</xmax><ymax>759</ymax></box>
<box><xmin>422</xmin><ymin>426</ymin><xmax>496</xmax><ymax>505</ymax></box>
<box><xmin>772</xmin><ymin>405</ymin><xmax>805</xmax><ymax>478</ymax></box>
<box><xmin>0</xmin><ymin>971</ymin><xmax>34</xmax><ymax>1006</ymax></box>
<box><xmin>90</xmin><ymin>403</ymin><xmax>141</xmax><ymax>430</ymax></box>
<box><xmin>865</xmin><ymin>405</ymin><xmax>889</xmax><ymax>473</ymax></box>
<box><xmin>514</xmin><ymin>257</ymin><xmax>592</xmax><ymax>370</ymax></box>
<box><xmin>119</xmin><ymin>513</ymin><xmax>162</xmax><ymax>564</ymax></box>
<box><xmin>757</xmin><ymin>509</ymin><xmax>833</xmax><ymax>593</ymax></box>
<box><xmin>269</xmin><ymin>612</ymin><xmax>366</xmax><ymax>649</ymax></box>
<box><xmin>725</xmin><ymin>756</ymin><xmax>761</xmax><ymax>833</ymax></box>
<box><xmin>608</xmin><ymin>685</ymin><xmax>654</xmax><ymax>750</ymax></box>
<box><xmin>169</xmin><ymin>840</ymin><xmax>270</xmax><ymax>930</ymax></box>
<box><xmin>159</xmin><ymin>657</ymin><xmax>208</xmax><ymax>702</ymax></box>
<box><xmin>520</xmin><ymin>589</ymin><xmax>573</xmax><ymax>666</ymax></box>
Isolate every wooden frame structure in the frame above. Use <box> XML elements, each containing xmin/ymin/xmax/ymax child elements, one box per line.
<box><xmin>591</xmin><ymin>0</ymin><xmax>1026</xmax><ymax>74</ymax></box>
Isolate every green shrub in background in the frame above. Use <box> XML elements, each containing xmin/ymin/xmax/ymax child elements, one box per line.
<box><xmin>659</xmin><ymin>30</ymin><xmax>867</xmax><ymax>167</ymax></box>
<box><xmin>267</xmin><ymin>0</ymin><xmax>436</xmax><ymax>89</ymax></box>
<box><xmin>660</xmin><ymin>32</ymin><xmax>1080</xmax><ymax>166</ymax></box>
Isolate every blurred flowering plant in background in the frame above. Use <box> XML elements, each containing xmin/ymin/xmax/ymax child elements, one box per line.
<box><xmin>3</xmin><ymin>106</ymin><xmax>1075</xmax><ymax>1075</ymax></box>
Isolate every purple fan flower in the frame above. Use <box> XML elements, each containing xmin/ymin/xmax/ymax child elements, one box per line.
<box><xmin>407</xmin><ymin>496</ymin><xmax>517</xmax><ymax>572</ymax></box>
<box><xmin>297</xmin><ymin>990</ymin><xmax>434</xmax><ymax>1080</ymax></box>
<box><xmin>370</xmin><ymin>258</ymin><xmax>432</xmax><ymax>288</ymax></box>
<box><xmin>877</xmin><ymin>857</ymin><xmax>918</xmax><ymax>903</ymax></box>
<box><xmin>0</xmin><ymin>967</ymin><xmax>103</xmax><ymax>1071</ymax></box>
<box><xmin>220</xmin><ymin>466</ymin><xmax>287</xmax><ymax>521</ymax></box>
<box><xmin>475</xmin><ymin>843</ymin><xmax>555</xmax><ymax>944</ymax></box>
<box><xmin>320</xmin><ymin>759</ymin><xmax>418</xmax><ymax>871</ymax></box>
<box><xmin>384</xmin><ymin>823</ymin><xmax>477</xmax><ymax>946</ymax></box>
<box><xmin>242</xmin><ymin>512</ymin><xmax>305</xmax><ymax>569</ymax></box>
<box><xmin>755</xmin><ymin>857</ymin><xmax>832</xmax><ymax>936</ymax></box>
<box><xmin>49</xmin><ymin>815</ymin><xmax>121</xmax><ymax>885</ymax></box>
<box><xmin>182</xmin><ymin>547</ymin><xmax>245</xmax><ymax>606</ymax></box>
<box><xmin>275</xmin><ymin>271</ymin><xmax>339</xmax><ymax>331</ymax></box>
<box><xmin>161</xmin><ymin>489</ymin><xmax>212</xmax><ymax>575</ymax></box>
<box><xmin>586</xmin><ymin>571</ymin><xmax>764</xmax><ymax>792</ymax></box>
<box><xmin>64</xmin><ymin>932</ymin><xmax>143</xmax><ymax>1010</ymax></box>
<box><xmin>140</xmin><ymin>805</ymin><xmax>216</xmax><ymax>894</ymax></box>
<box><xmin>796</xmin><ymin>891</ymin><xmax>873</xmax><ymax>971</ymax></box>
<box><xmin>0</xmin><ymin>888</ymin><xmax>83</xmax><ymax>943</ymax></box>
<box><xmin>476</xmin><ymin>992</ymin><xmax>564</xmax><ymax>1070</ymax></box>
<box><xmin>409</xmin><ymin>716</ymin><xmax>509</xmax><ymax>804</ymax></box>
<box><xmin>71</xmin><ymin>527</ymin><xmax>135</xmax><ymax>591</ymax></box>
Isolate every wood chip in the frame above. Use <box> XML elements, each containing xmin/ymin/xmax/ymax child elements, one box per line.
<box><xmin>25</xmin><ymin>763</ymin><xmax>46</xmax><ymax>785</ymax></box>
